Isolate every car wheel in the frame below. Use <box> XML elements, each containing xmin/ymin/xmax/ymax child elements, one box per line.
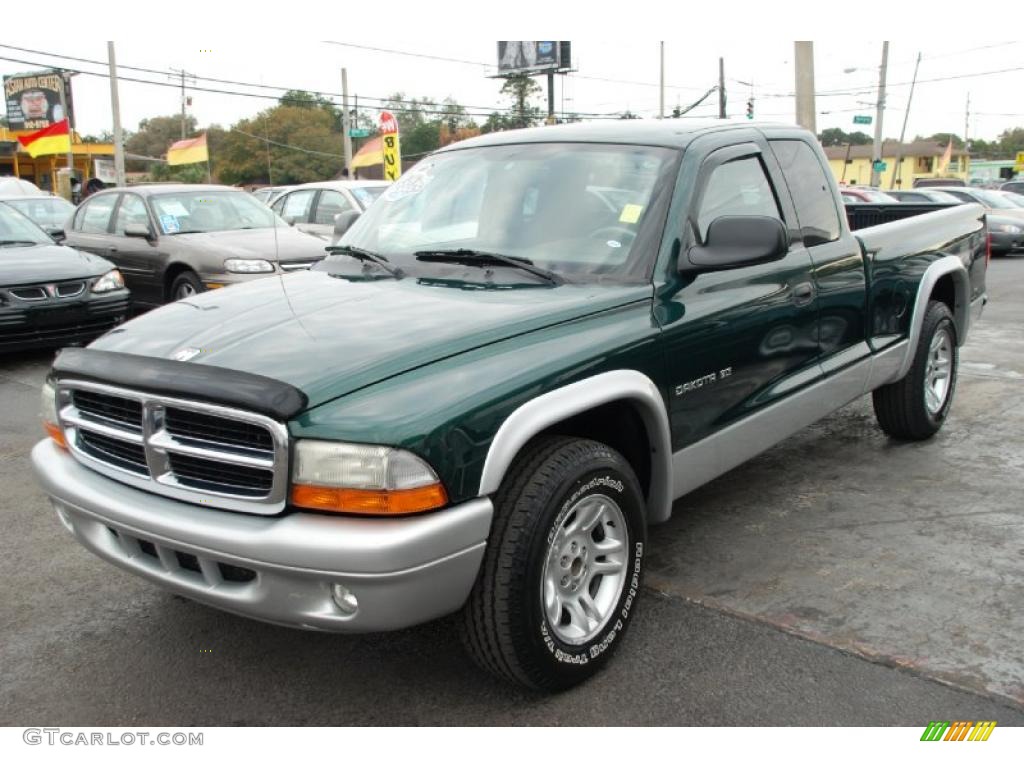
<box><xmin>459</xmin><ymin>435</ymin><xmax>647</xmax><ymax>691</ymax></box>
<box><xmin>872</xmin><ymin>300</ymin><xmax>958</xmax><ymax>440</ymax></box>
<box><xmin>169</xmin><ymin>271</ymin><xmax>204</xmax><ymax>301</ymax></box>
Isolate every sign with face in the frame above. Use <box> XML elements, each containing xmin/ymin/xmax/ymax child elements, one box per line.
<box><xmin>4</xmin><ymin>70</ymin><xmax>74</xmax><ymax>131</ymax></box>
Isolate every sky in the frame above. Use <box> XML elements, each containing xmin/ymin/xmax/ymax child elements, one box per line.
<box><xmin>2</xmin><ymin>34</ymin><xmax>1021</xmax><ymax>146</ymax></box>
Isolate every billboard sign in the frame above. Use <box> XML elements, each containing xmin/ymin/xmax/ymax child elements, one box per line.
<box><xmin>4</xmin><ymin>70</ymin><xmax>74</xmax><ymax>131</ymax></box>
<box><xmin>497</xmin><ymin>42</ymin><xmax>570</xmax><ymax>75</ymax></box>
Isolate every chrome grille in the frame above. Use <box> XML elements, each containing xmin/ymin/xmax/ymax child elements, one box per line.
<box><xmin>10</xmin><ymin>286</ymin><xmax>47</xmax><ymax>301</ymax></box>
<box><xmin>56</xmin><ymin>380</ymin><xmax>289</xmax><ymax>515</ymax></box>
<box><xmin>279</xmin><ymin>261</ymin><xmax>316</xmax><ymax>271</ymax></box>
<box><xmin>55</xmin><ymin>281</ymin><xmax>86</xmax><ymax>298</ymax></box>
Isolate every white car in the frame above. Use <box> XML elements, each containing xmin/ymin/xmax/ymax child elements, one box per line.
<box><xmin>270</xmin><ymin>180</ymin><xmax>389</xmax><ymax>240</ymax></box>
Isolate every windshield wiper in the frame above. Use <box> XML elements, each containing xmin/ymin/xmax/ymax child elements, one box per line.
<box><xmin>0</xmin><ymin>239</ymin><xmax>39</xmax><ymax>247</ymax></box>
<box><xmin>325</xmin><ymin>244</ymin><xmax>404</xmax><ymax>278</ymax></box>
<box><xmin>414</xmin><ymin>248</ymin><xmax>563</xmax><ymax>286</ymax></box>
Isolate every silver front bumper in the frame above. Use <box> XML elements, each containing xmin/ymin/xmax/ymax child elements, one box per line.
<box><xmin>32</xmin><ymin>440</ymin><xmax>492</xmax><ymax>632</ymax></box>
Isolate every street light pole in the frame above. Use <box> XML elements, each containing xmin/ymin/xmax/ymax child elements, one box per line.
<box><xmin>870</xmin><ymin>41</ymin><xmax>889</xmax><ymax>188</ymax></box>
<box><xmin>341</xmin><ymin>68</ymin><xmax>353</xmax><ymax>178</ymax></box>
<box><xmin>659</xmin><ymin>42</ymin><xmax>665</xmax><ymax>119</ymax></box>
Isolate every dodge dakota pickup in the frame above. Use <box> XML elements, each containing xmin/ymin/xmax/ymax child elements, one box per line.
<box><xmin>32</xmin><ymin>121</ymin><xmax>988</xmax><ymax>691</ymax></box>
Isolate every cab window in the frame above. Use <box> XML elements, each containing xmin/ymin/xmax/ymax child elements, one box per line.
<box><xmin>697</xmin><ymin>156</ymin><xmax>781</xmax><ymax>240</ymax></box>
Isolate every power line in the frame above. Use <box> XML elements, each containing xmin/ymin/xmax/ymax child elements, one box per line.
<box><xmin>231</xmin><ymin>127</ymin><xmax>345</xmax><ymax>158</ymax></box>
<box><xmin>322</xmin><ymin>40</ymin><xmax>713</xmax><ymax>92</ymax></box>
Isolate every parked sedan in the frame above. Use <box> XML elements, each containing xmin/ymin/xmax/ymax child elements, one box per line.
<box><xmin>0</xmin><ymin>202</ymin><xmax>130</xmax><ymax>353</ymax></box>
<box><xmin>251</xmin><ymin>185</ymin><xmax>293</xmax><ymax>206</ymax></box>
<box><xmin>0</xmin><ymin>195</ymin><xmax>75</xmax><ymax>234</ymax></box>
<box><xmin>839</xmin><ymin>187</ymin><xmax>900</xmax><ymax>203</ymax></box>
<box><xmin>270</xmin><ymin>180</ymin><xmax>389</xmax><ymax>240</ymax></box>
<box><xmin>1000</xmin><ymin>180</ymin><xmax>1024</xmax><ymax>195</ymax></box>
<box><xmin>888</xmin><ymin>189</ymin><xmax>962</xmax><ymax>204</ymax></box>
<box><xmin>63</xmin><ymin>184</ymin><xmax>330</xmax><ymax>306</ymax></box>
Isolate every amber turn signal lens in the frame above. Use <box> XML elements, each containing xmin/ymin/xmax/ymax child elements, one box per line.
<box><xmin>44</xmin><ymin>421</ymin><xmax>67</xmax><ymax>449</ymax></box>
<box><xmin>291</xmin><ymin>483</ymin><xmax>448</xmax><ymax>516</ymax></box>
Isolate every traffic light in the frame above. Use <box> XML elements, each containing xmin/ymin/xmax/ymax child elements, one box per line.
<box><xmin>746</xmin><ymin>98</ymin><xmax>754</xmax><ymax>120</ymax></box>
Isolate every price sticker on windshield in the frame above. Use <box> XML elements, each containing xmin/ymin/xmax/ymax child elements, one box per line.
<box><xmin>159</xmin><ymin>214</ymin><xmax>180</xmax><ymax>234</ymax></box>
<box><xmin>619</xmin><ymin>204</ymin><xmax>643</xmax><ymax>224</ymax></box>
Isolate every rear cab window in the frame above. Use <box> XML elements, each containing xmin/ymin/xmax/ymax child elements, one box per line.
<box><xmin>770</xmin><ymin>139</ymin><xmax>841</xmax><ymax>246</ymax></box>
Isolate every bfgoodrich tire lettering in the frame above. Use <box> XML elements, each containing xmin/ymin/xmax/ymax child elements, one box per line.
<box><xmin>873</xmin><ymin>300</ymin><xmax>958</xmax><ymax>440</ymax></box>
<box><xmin>459</xmin><ymin>435</ymin><xmax>646</xmax><ymax>691</ymax></box>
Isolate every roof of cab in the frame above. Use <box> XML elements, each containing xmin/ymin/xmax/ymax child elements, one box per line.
<box><xmin>437</xmin><ymin>119</ymin><xmax>806</xmax><ymax>152</ymax></box>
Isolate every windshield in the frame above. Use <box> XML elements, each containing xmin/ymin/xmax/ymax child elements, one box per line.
<box><xmin>925</xmin><ymin>191</ymin><xmax>962</xmax><ymax>203</ymax></box>
<box><xmin>350</xmin><ymin>185</ymin><xmax>388</xmax><ymax>209</ymax></box>
<box><xmin>0</xmin><ymin>202</ymin><xmax>52</xmax><ymax>246</ymax></box>
<box><xmin>151</xmin><ymin>190</ymin><xmax>286</xmax><ymax>234</ymax></box>
<box><xmin>5</xmin><ymin>197</ymin><xmax>74</xmax><ymax>229</ymax></box>
<box><xmin>859</xmin><ymin>189</ymin><xmax>898</xmax><ymax>202</ymax></box>
<box><xmin>1001</xmin><ymin>191</ymin><xmax>1024</xmax><ymax>208</ymax></box>
<box><xmin>336</xmin><ymin>143</ymin><xmax>677</xmax><ymax>283</ymax></box>
<box><xmin>970</xmin><ymin>189</ymin><xmax>1016</xmax><ymax>209</ymax></box>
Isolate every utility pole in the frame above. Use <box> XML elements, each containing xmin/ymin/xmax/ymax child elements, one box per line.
<box><xmin>107</xmin><ymin>42</ymin><xmax>126</xmax><ymax>187</ymax></box>
<box><xmin>718</xmin><ymin>57</ymin><xmax>726</xmax><ymax>119</ymax></box>
<box><xmin>341</xmin><ymin>68</ymin><xmax>353</xmax><ymax>178</ymax></box>
<box><xmin>547</xmin><ymin>71</ymin><xmax>555</xmax><ymax>124</ymax></box>
<box><xmin>964</xmin><ymin>92</ymin><xmax>971</xmax><ymax>151</ymax></box>
<box><xmin>57</xmin><ymin>70</ymin><xmax>74</xmax><ymax>187</ymax></box>
<box><xmin>168</xmin><ymin>68</ymin><xmax>195</xmax><ymax>138</ymax></box>
<box><xmin>870</xmin><ymin>41</ymin><xmax>889</xmax><ymax>188</ymax></box>
<box><xmin>793</xmin><ymin>42</ymin><xmax>816</xmax><ymax>133</ymax></box>
<box><xmin>659</xmin><ymin>42</ymin><xmax>665</xmax><ymax>119</ymax></box>
<box><xmin>889</xmin><ymin>51</ymin><xmax>920</xmax><ymax>190</ymax></box>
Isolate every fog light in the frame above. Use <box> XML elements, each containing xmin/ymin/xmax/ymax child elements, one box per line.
<box><xmin>331</xmin><ymin>583</ymin><xmax>358</xmax><ymax>615</ymax></box>
<box><xmin>52</xmin><ymin>501</ymin><xmax>73</xmax><ymax>533</ymax></box>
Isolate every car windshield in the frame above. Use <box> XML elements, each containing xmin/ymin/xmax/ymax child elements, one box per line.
<box><xmin>5</xmin><ymin>197</ymin><xmax>74</xmax><ymax>229</ymax></box>
<box><xmin>969</xmin><ymin>189</ymin><xmax>1016</xmax><ymax>209</ymax></box>
<box><xmin>336</xmin><ymin>143</ymin><xmax>677</xmax><ymax>283</ymax></box>
<box><xmin>998</xmin><ymin>191</ymin><xmax>1024</xmax><ymax>208</ymax></box>
<box><xmin>350</xmin><ymin>185</ymin><xmax>388</xmax><ymax>208</ymax></box>
<box><xmin>150</xmin><ymin>190</ymin><xmax>286</xmax><ymax>234</ymax></box>
<box><xmin>926</xmin><ymin>191</ymin><xmax>962</xmax><ymax>203</ymax></box>
<box><xmin>859</xmin><ymin>189</ymin><xmax>898</xmax><ymax>202</ymax></box>
<box><xmin>0</xmin><ymin>202</ymin><xmax>52</xmax><ymax>246</ymax></box>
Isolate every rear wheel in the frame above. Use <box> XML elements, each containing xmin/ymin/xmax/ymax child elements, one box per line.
<box><xmin>459</xmin><ymin>436</ymin><xmax>647</xmax><ymax>691</ymax></box>
<box><xmin>169</xmin><ymin>271</ymin><xmax>204</xmax><ymax>301</ymax></box>
<box><xmin>873</xmin><ymin>300</ymin><xmax>958</xmax><ymax>440</ymax></box>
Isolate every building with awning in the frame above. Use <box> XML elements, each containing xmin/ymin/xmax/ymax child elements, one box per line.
<box><xmin>0</xmin><ymin>125</ymin><xmax>115</xmax><ymax>195</ymax></box>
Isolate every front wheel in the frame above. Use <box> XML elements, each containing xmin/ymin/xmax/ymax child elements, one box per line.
<box><xmin>169</xmin><ymin>270</ymin><xmax>204</xmax><ymax>302</ymax></box>
<box><xmin>872</xmin><ymin>300</ymin><xmax>958</xmax><ymax>440</ymax></box>
<box><xmin>459</xmin><ymin>436</ymin><xmax>647</xmax><ymax>691</ymax></box>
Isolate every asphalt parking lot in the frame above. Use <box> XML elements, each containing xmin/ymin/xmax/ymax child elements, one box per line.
<box><xmin>2</xmin><ymin>256</ymin><xmax>1023</xmax><ymax>726</ymax></box>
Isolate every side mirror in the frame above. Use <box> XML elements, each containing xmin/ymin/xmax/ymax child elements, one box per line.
<box><xmin>332</xmin><ymin>210</ymin><xmax>361</xmax><ymax>242</ymax></box>
<box><xmin>686</xmin><ymin>215</ymin><xmax>788</xmax><ymax>271</ymax></box>
<box><xmin>124</xmin><ymin>224</ymin><xmax>154</xmax><ymax>241</ymax></box>
<box><xmin>47</xmin><ymin>227</ymin><xmax>66</xmax><ymax>243</ymax></box>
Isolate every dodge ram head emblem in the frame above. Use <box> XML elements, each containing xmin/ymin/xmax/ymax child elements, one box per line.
<box><xmin>171</xmin><ymin>347</ymin><xmax>202</xmax><ymax>362</ymax></box>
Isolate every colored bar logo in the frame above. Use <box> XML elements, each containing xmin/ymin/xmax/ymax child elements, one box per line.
<box><xmin>920</xmin><ymin>721</ymin><xmax>996</xmax><ymax>741</ymax></box>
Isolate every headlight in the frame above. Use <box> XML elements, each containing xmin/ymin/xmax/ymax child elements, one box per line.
<box><xmin>224</xmin><ymin>258</ymin><xmax>274</xmax><ymax>274</ymax></box>
<box><xmin>92</xmin><ymin>269</ymin><xmax>124</xmax><ymax>293</ymax></box>
<box><xmin>995</xmin><ymin>223</ymin><xmax>1022</xmax><ymax>234</ymax></box>
<box><xmin>41</xmin><ymin>377</ymin><xmax>66</xmax><ymax>449</ymax></box>
<box><xmin>290</xmin><ymin>439</ymin><xmax>447</xmax><ymax>515</ymax></box>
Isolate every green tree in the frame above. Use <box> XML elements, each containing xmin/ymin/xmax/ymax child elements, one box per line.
<box><xmin>819</xmin><ymin>128</ymin><xmax>872</xmax><ymax>146</ymax></box>
<box><xmin>998</xmin><ymin>127</ymin><xmax>1024</xmax><ymax>158</ymax></box>
<box><xmin>500</xmin><ymin>74</ymin><xmax>542</xmax><ymax>129</ymax></box>
<box><xmin>214</xmin><ymin>105</ymin><xmax>344</xmax><ymax>185</ymax></box>
<box><xmin>125</xmin><ymin>114</ymin><xmax>199</xmax><ymax>171</ymax></box>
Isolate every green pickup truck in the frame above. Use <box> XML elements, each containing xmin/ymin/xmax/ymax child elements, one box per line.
<box><xmin>33</xmin><ymin>121</ymin><xmax>988</xmax><ymax>691</ymax></box>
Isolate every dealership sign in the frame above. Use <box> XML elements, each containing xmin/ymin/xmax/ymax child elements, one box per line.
<box><xmin>4</xmin><ymin>70</ymin><xmax>75</xmax><ymax>131</ymax></box>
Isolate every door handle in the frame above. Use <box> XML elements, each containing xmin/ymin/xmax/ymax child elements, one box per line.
<box><xmin>790</xmin><ymin>282</ymin><xmax>815</xmax><ymax>306</ymax></box>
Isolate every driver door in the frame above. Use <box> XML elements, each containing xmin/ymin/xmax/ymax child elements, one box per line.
<box><xmin>658</xmin><ymin>141</ymin><xmax>821</xmax><ymax>449</ymax></box>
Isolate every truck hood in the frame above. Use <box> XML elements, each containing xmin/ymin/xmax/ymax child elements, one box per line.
<box><xmin>173</xmin><ymin>226</ymin><xmax>328</xmax><ymax>263</ymax></box>
<box><xmin>0</xmin><ymin>243</ymin><xmax>113</xmax><ymax>285</ymax></box>
<box><xmin>91</xmin><ymin>271</ymin><xmax>652</xmax><ymax>409</ymax></box>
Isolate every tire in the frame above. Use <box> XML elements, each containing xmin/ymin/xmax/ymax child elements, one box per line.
<box><xmin>459</xmin><ymin>435</ymin><xmax>647</xmax><ymax>691</ymax></box>
<box><xmin>169</xmin><ymin>271</ymin><xmax>204</xmax><ymax>301</ymax></box>
<box><xmin>873</xmin><ymin>300</ymin><xmax>958</xmax><ymax>440</ymax></box>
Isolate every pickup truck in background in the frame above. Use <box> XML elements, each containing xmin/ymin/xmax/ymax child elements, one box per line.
<box><xmin>32</xmin><ymin>121</ymin><xmax>987</xmax><ymax>691</ymax></box>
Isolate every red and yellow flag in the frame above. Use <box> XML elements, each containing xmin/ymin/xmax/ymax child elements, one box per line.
<box><xmin>17</xmin><ymin>118</ymin><xmax>71</xmax><ymax>158</ymax></box>
<box><xmin>167</xmin><ymin>133</ymin><xmax>208</xmax><ymax>166</ymax></box>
